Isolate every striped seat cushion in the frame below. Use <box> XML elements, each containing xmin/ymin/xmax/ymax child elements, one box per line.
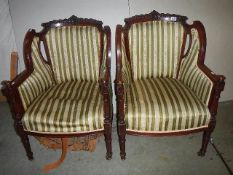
<box><xmin>125</xmin><ymin>78</ymin><xmax>210</xmax><ymax>132</ymax></box>
<box><xmin>22</xmin><ymin>81</ymin><xmax>104</xmax><ymax>133</ymax></box>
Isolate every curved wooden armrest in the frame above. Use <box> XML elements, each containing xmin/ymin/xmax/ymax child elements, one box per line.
<box><xmin>115</xmin><ymin>25</ymin><xmax>124</xmax><ymax>85</ymax></box>
<box><xmin>99</xmin><ymin>25</ymin><xmax>112</xmax><ymax>123</ymax></box>
<box><xmin>198</xmin><ymin>64</ymin><xmax>225</xmax><ymax>113</ymax></box>
<box><xmin>198</xmin><ymin>64</ymin><xmax>225</xmax><ymax>85</ymax></box>
<box><xmin>99</xmin><ymin>26</ymin><xmax>111</xmax><ymax>85</ymax></box>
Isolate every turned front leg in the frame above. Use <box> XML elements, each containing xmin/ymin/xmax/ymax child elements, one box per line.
<box><xmin>117</xmin><ymin>120</ymin><xmax>126</xmax><ymax>160</ymax></box>
<box><xmin>15</xmin><ymin>121</ymin><xmax>33</xmax><ymax>160</ymax></box>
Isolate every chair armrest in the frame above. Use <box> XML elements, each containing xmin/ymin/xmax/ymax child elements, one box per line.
<box><xmin>114</xmin><ymin>25</ymin><xmax>132</xmax><ymax>97</ymax></box>
<box><xmin>179</xmin><ymin>21</ymin><xmax>225</xmax><ymax>114</ymax></box>
<box><xmin>115</xmin><ymin>25</ymin><xmax>133</xmax><ymax>126</ymax></box>
<box><xmin>99</xmin><ymin>26</ymin><xmax>111</xmax><ymax>85</ymax></box>
<box><xmin>198</xmin><ymin>64</ymin><xmax>225</xmax><ymax>114</ymax></box>
<box><xmin>99</xmin><ymin>26</ymin><xmax>113</xmax><ymax>123</ymax></box>
<box><xmin>1</xmin><ymin>29</ymin><xmax>55</xmax><ymax>118</ymax></box>
<box><xmin>99</xmin><ymin>26</ymin><xmax>112</xmax><ymax>95</ymax></box>
<box><xmin>1</xmin><ymin>70</ymin><xmax>31</xmax><ymax>120</ymax></box>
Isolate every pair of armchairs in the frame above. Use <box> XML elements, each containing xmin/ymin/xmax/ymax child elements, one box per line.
<box><xmin>1</xmin><ymin>11</ymin><xmax>225</xmax><ymax>161</ymax></box>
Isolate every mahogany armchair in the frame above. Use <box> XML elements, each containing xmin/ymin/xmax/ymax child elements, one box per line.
<box><xmin>1</xmin><ymin>16</ymin><xmax>113</xmax><ymax>160</ymax></box>
<box><xmin>115</xmin><ymin>11</ymin><xmax>225</xmax><ymax>159</ymax></box>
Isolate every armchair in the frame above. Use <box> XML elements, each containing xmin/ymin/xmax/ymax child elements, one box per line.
<box><xmin>115</xmin><ymin>11</ymin><xmax>225</xmax><ymax>159</ymax></box>
<box><xmin>1</xmin><ymin>16</ymin><xmax>113</xmax><ymax>160</ymax></box>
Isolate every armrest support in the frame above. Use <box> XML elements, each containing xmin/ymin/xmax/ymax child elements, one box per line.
<box><xmin>99</xmin><ymin>26</ymin><xmax>113</xmax><ymax>123</ymax></box>
<box><xmin>114</xmin><ymin>25</ymin><xmax>132</xmax><ymax>95</ymax></box>
<box><xmin>115</xmin><ymin>25</ymin><xmax>132</xmax><ymax>126</ymax></box>
<box><xmin>100</xmin><ymin>26</ymin><xmax>111</xmax><ymax>85</ymax></box>
<box><xmin>115</xmin><ymin>25</ymin><xmax>123</xmax><ymax>85</ymax></box>
<box><xmin>115</xmin><ymin>24</ymin><xmax>125</xmax><ymax>109</ymax></box>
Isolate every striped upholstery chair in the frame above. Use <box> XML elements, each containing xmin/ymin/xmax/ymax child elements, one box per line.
<box><xmin>115</xmin><ymin>11</ymin><xmax>225</xmax><ymax>159</ymax></box>
<box><xmin>1</xmin><ymin>16</ymin><xmax>113</xmax><ymax>160</ymax></box>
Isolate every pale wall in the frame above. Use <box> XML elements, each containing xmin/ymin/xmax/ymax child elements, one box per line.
<box><xmin>0</xmin><ymin>0</ymin><xmax>17</xmax><ymax>82</ymax></box>
<box><xmin>9</xmin><ymin>0</ymin><xmax>233</xmax><ymax>102</ymax></box>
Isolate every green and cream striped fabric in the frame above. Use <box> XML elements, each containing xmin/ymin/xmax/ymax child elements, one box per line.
<box><xmin>128</xmin><ymin>21</ymin><xmax>184</xmax><ymax>80</ymax></box>
<box><xmin>22</xmin><ymin>81</ymin><xmax>104</xmax><ymax>133</ymax></box>
<box><xmin>121</xmin><ymin>33</ymin><xmax>132</xmax><ymax>94</ymax></box>
<box><xmin>178</xmin><ymin>29</ymin><xmax>213</xmax><ymax>105</ymax></box>
<box><xmin>125</xmin><ymin>78</ymin><xmax>210</xmax><ymax>132</ymax></box>
<box><xmin>18</xmin><ymin>37</ymin><xmax>54</xmax><ymax>110</ymax></box>
<box><xmin>99</xmin><ymin>34</ymin><xmax>107</xmax><ymax>80</ymax></box>
<box><xmin>45</xmin><ymin>26</ymin><xmax>101</xmax><ymax>83</ymax></box>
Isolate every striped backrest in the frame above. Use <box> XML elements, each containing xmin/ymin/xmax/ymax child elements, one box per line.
<box><xmin>178</xmin><ymin>29</ymin><xmax>213</xmax><ymax>105</ymax></box>
<box><xmin>18</xmin><ymin>37</ymin><xmax>54</xmax><ymax>110</ymax></box>
<box><xmin>128</xmin><ymin>20</ymin><xmax>184</xmax><ymax>80</ymax></box>
<box><xmin>45</xmin><ymin>26</ymin><xmax>102</xmax><ymax>83</ymax></box>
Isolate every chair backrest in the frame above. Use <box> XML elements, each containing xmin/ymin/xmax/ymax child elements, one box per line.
<box><xmin>123</xmin><ymin>11</ymin><xmax>187</xmax><ymax>80</ymax></box>
<box><xmin>28</xmin><ymin>16</ymin><xmax>106</xmax><ymax>83</ymax></box>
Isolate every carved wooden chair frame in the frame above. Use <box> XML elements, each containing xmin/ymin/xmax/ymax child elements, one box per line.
<box><xmin>1</xmin><ymin>16</ymin><xmax>113</xmax><ymax>160</ymax></box>
<box><xmin>115</xmin><ymin>11</ymin><xmax>225</xmax><ymax>159</ymax></box>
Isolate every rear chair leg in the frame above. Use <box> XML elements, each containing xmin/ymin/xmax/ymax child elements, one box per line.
<box><xmin>15</xmin><ymin>121</ymin><xmax>33</xmax><ymax>160</ymax></box>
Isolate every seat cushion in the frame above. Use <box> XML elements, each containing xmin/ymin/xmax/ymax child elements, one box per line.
<box><xmin>22</xmin><ymin>81</ymin><xmax>104</xmax><ymax>133</ymax></box>
<box><xmin>125</xmin><ymin>78</ymin><xmax>211</xmax><ymax>133</ymax></box>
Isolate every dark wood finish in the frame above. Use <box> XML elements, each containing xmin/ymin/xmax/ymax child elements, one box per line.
<box><xmin>115</xmin><ymin>24</ymin><xmax>126</xmax><ymax>159</ymax></box>
<box><xmin>124</xmin><ymin>10</ymin><xmax>188</xmax><ymax>26</ymax></box>
<box><xmin>115</xmin><ymin>11</ymin><xmax>225</xmax><ymax>159</ymax></box>
<box><xmin>101</xmin><ymin>26</ymin><xmax>113</xmax><ymax>159</ymax></box>
<box><xmin>41</xmin><ymin>15</ymin><xmax>103</xmax><ymax>30</ymax></box>
<box><xmin>1</xmin><ymin>16</ymin><xmax>112</xmax><ymax>160</ymax></box>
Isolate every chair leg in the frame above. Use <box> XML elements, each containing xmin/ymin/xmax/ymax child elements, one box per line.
<box><xmin>15</xmin><ymin>121</ymin><xmax>33</xmax><ymax>160</ymax></box>
<box><xmin>198</xmin><ymin>120</ymin><xmax>216</xmax><ymax>157</ymax></box>
<box><xmin>118</xmin><ymin>122</ymin><xmax>126</xmax><ymax>160</ymax></box>
<box><xmin>104</xmin><ymin>123</ymin><xmax>112</xmax><ymax>160</ymax></box>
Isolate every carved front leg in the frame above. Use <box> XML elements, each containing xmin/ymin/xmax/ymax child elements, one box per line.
<box><xmin>118</xmin><ymin>120</ymin><xmax>126</xmax><ymax>160</ymax></box>
<box><xmin>104</xmin><ymin>122</ymin><xmax>112</xmax><ymax>159</ymax></box>
<box><xmin>14</xmin><ymin>120</ymin><xmax>33</xmax><ymax>160</ymax></box>
<box><xmin>102</xmin><ymin>82</ymin><xmax>113</xmax><ymax>160</ymax></box>
<box><xmin>116</xmin><ymin>83</ymin><xmax>126</xmax><ymax>160</ymax></box>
